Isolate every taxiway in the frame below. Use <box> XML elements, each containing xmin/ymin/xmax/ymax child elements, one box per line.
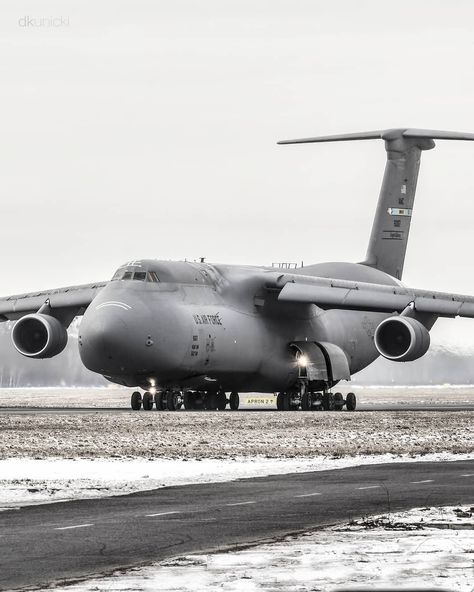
<box><xmin>0</xmin><ymin>459</ymin><xmax>472</xmax><ymax>590</ymax></box>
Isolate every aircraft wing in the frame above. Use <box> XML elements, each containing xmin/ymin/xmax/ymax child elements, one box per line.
<box><xmin>0</xmin><ymin>282</ymin><xmax>107</xmax><ymax>322</ymax></box>
<box><xmin>273</xmin><ymin>276</ymin><xmax>474</xmax><ymax>318</ymax></box>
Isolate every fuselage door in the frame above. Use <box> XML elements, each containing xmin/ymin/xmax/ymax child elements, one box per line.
<box><xmin>290</xmin><ymin>342</ymin><xmax>328</xmax><ymax>381</ymax></box>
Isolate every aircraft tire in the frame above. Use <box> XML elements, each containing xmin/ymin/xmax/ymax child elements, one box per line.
<box><xmin>154</xmin><ymin>391</ymin><xmax>164</xmax><ymax>410</ymax></box>
<box><xmin>334</xmin><ymin>392</ymin><xmax>344</xmax><ymax>411</ymax></box>
<box><xmin>205</xmin><ymin>393</ymin><xmax>217</xmax><ymax>410</ymax></box>
<box><xmin>216</xmin><ymin>391</ymin><xmax>227</xmax><ymax>411</ymax></box>
<box><xmin>346</xmin><ymin>392</ymin><xmax>357</xmax><ymax>411</ymax></box>
<box><xmin>131</xmin><ymin>391</ymin><xmax>142</xmax><ymax>411</ymax></box>
<box><xmin>301</xmin><ymin>392</ymin><xmax>311</xmax><ymax>411</ymax></box>
<box><xmin>276</xmin><ymin>392</ymin><xmax>284</xmax><ymax>410</ymax></box>
<box><xmin>143</xmin><ymin>391</ymin><xmax>154</xmax><ymax>411</ymax></box>
<box><xmin>183</xmin><ymin>391</ymin><xmax>194</xmax><ymax>410</ymax></box>
<box><xmin>281</xmin><ymin>392</ymin><xmax>291</xmax><ymax>411</ymax></box>
<box><xmin>229</xmin><ymin>392</ymin><xmax>239</xmax><ymax>410</ymax></box>
<box><xmin>192</xmin><ymin>392</ymin><xmax>206</xmax><ymax>410</ymax></box>
<box><xmin>166</xmin><ymin>390</ymin><xmax>178</xmax><ymax>411</ymax></box>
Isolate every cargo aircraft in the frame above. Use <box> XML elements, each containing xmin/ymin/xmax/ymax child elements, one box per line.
<box><xmin>2</xmin><ymin>128</ymin><xmax>474</xmax><ymax>411</ymax></box>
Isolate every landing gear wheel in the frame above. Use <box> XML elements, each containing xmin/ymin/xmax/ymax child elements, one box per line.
<box><xmin>183</xmin><ymin>391</ymin><xmax>194</xmax><ymax>410</ymax></box>
<box><xmin>301</xmin><ymin>392</ymin><xmax>312</xmax><ymax>411</ymax></box>
<box><xmin>154</xmin><ymin>391</ymin><xmax>165</xmax><ymax>410</ymax></box>
<box><xmin>229</xmin><ymin>392</ymin><xmax>239</xmax><ymax>410</ymax></box>
<box><xmin>346</xmin><ymin>392</ymin><xmax>357</xmax><ymax>411</ymax></box>
<box><xmin>205</xmin><ymin>393</ymin><xmax>217</xmax><ymax>411</ymax></box>
<box><xmin>290</xmin><ymin>396</ymin><xmax>299</xmax><ymax>411</ymax></box>
<box><xmin>280</xmin><ymin>392</ymin><xmax>291</xmax><ymax>411</ymax></box>
<box><xmin>216</xmin><ymin>391</ymin><xmax>227</xmax><ymax>411</ymax></box>
<box><xmin>334</xmin><ymin>392</ymin><xmax>344</xmax><ymax>411</ymax></box>
<box><xmin>276</xmin><ymin>392</ymin><xmax>284</xmax><ymax>411</ymax></box>
<box><xmin>143</xmin><ymin>391</ymin><xmax>153</xmax><ymax>411</ymax></box>
<box><xmin>131</xmin><ymin>391</ymin><xmax>142</xmax><ymax>410</ymax></box>
<box><xmin>166</xmin><ymin>391</ymin><xmax>180</xmax><ymax>411</ymax></box>
<box><xmin>193</xmin><ymin>392</ymin><xmax>205</xmax><ymax>410</ymax></box>
<box><xmin>322</xmin><ymin>393</ymin><xmax>335</xmax><ymax>411</ymax></box>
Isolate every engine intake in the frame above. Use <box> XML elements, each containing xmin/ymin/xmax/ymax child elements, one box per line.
<box><xmin>374</xmin><ymin>315</ymin><xmax>430</xmax><ymax>362</ymax></box>
<box><xmin>12</xmin><ymin>313</ymin><xmax>68</xmax><ymax>359</ymax></box>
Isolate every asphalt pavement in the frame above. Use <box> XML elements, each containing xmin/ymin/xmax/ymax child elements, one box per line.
<box><xmin>1</xmin><ymin>402</ymin><xmax>474</xmax><ymax>414</ymax></box>
<box><xmin>0</xmin><ymin>459</ymin><xmax>472</xmax><ymax>590</ymax></box>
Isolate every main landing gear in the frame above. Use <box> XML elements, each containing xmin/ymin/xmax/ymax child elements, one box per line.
<box><xmin>276</xmin><ymin>385</ymin><xmax>356</xmax><ymax>412</ymax></box>
<box><xmin>130</xmin><ymin>390</ymin><xmax>240</xmax><ymax>411</ymax></box>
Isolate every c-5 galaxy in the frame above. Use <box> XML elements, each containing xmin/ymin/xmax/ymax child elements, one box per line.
<box><xmin>2</xmin><ymin>128</ymin><xmax>474</xmax><ymax>412</ymax></box>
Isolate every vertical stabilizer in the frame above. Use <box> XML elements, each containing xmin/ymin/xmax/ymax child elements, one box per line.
<box><xmin>278</xmin><ymin>128</ymin><xmax>474</xmax><ymax>280</ymax></box>
<box><xmin>362</xmin><ymin>129</ymin><xmax>434</xmax><ymax>279</ymax></box>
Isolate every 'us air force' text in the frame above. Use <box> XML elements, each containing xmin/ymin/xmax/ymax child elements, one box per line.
<box><xmin>193</xmin><ymin>313</ymin><xmax>223</xmax><ymax>326</ymax></box>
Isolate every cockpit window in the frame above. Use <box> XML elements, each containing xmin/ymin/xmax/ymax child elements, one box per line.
<box><xmin>111</xmin><ymin>267</ymin><xmax>160</xmax><ymax>282</ymax></box>
<box><xmin>148</xmin><ymin>271</ymin><xmax>160</xmax><ymax>282</ymax></box>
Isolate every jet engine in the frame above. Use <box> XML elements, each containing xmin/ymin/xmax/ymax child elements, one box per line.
<box><xmin>11</xmin><ymin>313</ymin><xmax>68</xmax><ymax>359</ymax></box>
<box><xmin>374</xmin><ymin>315</ymin><xmax>430</xmax><ymax>362</ymax></box>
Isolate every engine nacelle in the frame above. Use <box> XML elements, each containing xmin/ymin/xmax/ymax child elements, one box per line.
<box><xmin>12</xmin><ymin>313</ymin><xmax>68</xmax><ymax>359</ymax></box>
<box><xmin>374</xmin><ymin>315</ymin><xmax>430</xmax><ymax>362</ymax></box>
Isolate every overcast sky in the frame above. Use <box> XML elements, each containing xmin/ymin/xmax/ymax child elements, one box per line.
<box><xmin>1</xmin><ymin>1</ymin><xmax>474</xmax><ymax>348</ymax></box>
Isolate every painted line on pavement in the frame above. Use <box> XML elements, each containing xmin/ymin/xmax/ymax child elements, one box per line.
<box><xmin>225</xmin><ymin>501</ymin><xmax>256</xmax><ymax>507</ymax></box>
<box><xmin>410</xmin><ymin>480</ymin><xmax>434</xmax><ymax>484</ymax></box>
<box><xmin>55</xmin><ymin>524</ymin><xmax>94</xmax><ymax>531</ymax></box>
<box><xmin>296</xmin><ymin>493</ymin><xmax>322</xmax><ymax>498</ymax></box>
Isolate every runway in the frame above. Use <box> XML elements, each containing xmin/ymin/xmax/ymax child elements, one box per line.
<box><xmin>0</xmin><ymin>459</ymin><xmax>472</xmax><ymax>590</ymax></box>
<box><xmin>1</xmin><ymin>402</ymin><xmax>474</xmax><ymax>414</ymax></box>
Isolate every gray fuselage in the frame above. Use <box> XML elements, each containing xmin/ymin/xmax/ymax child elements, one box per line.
<box><xmin>78</xmin><ymin>260</ymin><xmax>398</xmax><ymax>393</ymax></box>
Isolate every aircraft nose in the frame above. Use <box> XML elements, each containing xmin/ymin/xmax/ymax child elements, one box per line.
<box><xmin>79</xmin><ymin>307</ymin><xmax>133</xmax><ymax>374</ymax></box>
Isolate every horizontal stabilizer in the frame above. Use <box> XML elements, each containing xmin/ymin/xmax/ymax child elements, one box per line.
<box><xmin>277</xmin><ymin>131</ymin><xmax>383</xmax><ymax>145</ymax></box>
<box><xmin>403</xmin><ymin>129</ymin><xmax>474</xmax><ymax>141</ymax></box>
<box><xmin>277</xmin><ymin>128</ymin><xmax>474</xmax><ymax>145</ymax></box>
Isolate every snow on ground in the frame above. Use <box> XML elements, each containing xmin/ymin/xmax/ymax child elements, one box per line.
<box><xmin>2</xmin><ymin>407</ymin><xmax>473</xmax><ymax>459</ymax></box>
<box><xmin>1</xmin><ymin>452</ymin><xmax>472</xmax><ymax>510</ymax></box>
<box><xmin>41</xmin><ymin>505</ymin><xmax>474</xmax><ymax>592</ymax></box>
<box><xmin>1</xmin><ymin>387</ymin><xmax>472</xmax><ymax>509</ymax></box>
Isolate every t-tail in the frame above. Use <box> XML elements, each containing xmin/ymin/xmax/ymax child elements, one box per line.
<box><xmin>278</xmin><ymin>128</ymin><xmax>474</xmax><ymax>280</ymax></box>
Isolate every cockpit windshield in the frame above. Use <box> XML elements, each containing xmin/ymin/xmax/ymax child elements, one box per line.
<box><xmin>111</xmin><ymin>268</ymin><xmax>160</xmax><ymax>282</ymax></box>
<box><xmin>110</xmin><ymin>260</ymin><xmax>215</xmax><ymax>285</ymax></box>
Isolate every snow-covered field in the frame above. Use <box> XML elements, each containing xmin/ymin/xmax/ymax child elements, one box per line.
<box><xmin>41</xmin><ymin>505</ymin><xmax>474</xmax><ymax>592</ymax></box>
<box><xmin>2</xmin><ymin>452</ymin><xmax>472</xmax><ymax>511</ymax></box>
<box><xmin>1</xmin><ymin>406</ymin><xmax>473</xmax><ymax>460</ymax></box>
